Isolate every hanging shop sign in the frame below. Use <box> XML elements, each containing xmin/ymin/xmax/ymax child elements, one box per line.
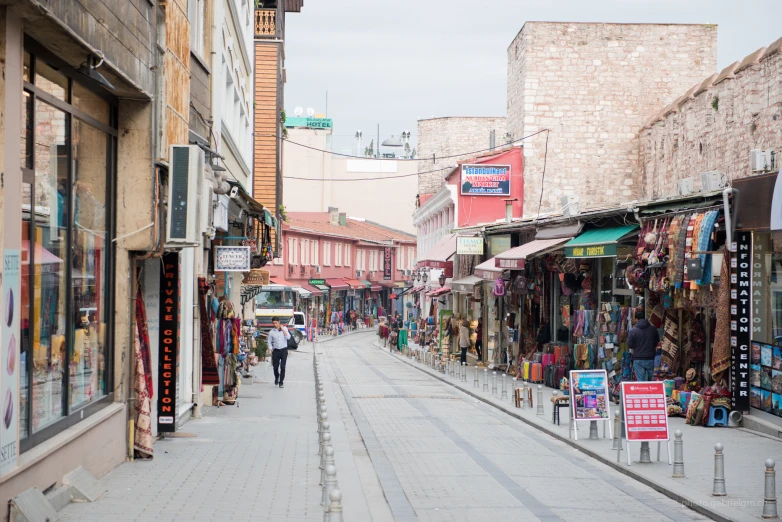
<box><xmin>309</xmin><ymin>279</ymin><xmax>326</xmax><ymax>286</ymax></box>
<box><xmin>158</xmin><ymin>252</ymin><xmax>180</xmax><ymax>432</ymax></box>
<box><xmin>285</xmin><ymin>116</ymin><xmax>333</xmax><ymax>129</ymax></box>
<box><xmin>242</xmin><ymin>269</ymin><xmax>270</xmax><ymax>286</ymax></box>
<box><xmin>569</xmin><ymin>370</ymin><xmax>612</xmax><ymax>441</ymax></box>
<box><xmin>383</xmin><ymin>247</ymin><xmax>392</xmax><ymax>280</ymax></box>
<box><xmin>565</xmin><ymin>243</ymin><xmax>617</xmax><ymax>258</ymax></box>
<box><xmin>460</xmin><ymin>164</ymin><xmax>511</xmax><ymax>196</ymax></box>
<box><xmin>456</xmin><ymin>237</ymin><xmax>484</xmax><ymax>255</ymax></box>
<box><xmin>731</xmin><ymin>231</ymin><xmax>751</xmax><ymax>413</ymax></box>
<box><xmin>215</xmin><ymin>246</ymin><xmax>251</xmax><ymax>272</ymax></box>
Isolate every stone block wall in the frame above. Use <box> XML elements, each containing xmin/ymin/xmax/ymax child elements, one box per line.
<box><xmin>507</xmin><ymin>22</ymin><xmax>717</xmax><ymax>215</ymax></box>
<box><xmin>640</xmin><ymin>37</ymin><xmax>782</xmax><ymax>199</ymax></box>
<box><xmin>417</xmin><ymin>116</ymin><xmax>507</xmax><ymax>195</ymax></box>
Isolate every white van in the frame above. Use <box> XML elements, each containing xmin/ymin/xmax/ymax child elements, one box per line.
<box><xmin>288</xmin><ymin>312</ymin><xmax>306</xmax><ymax>342</ymax></box>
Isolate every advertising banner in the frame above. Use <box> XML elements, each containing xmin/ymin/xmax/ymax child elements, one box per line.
<box><xmin>0</xmin><ymin>251</ymin><xmax>20</xmax><ymax>474</ymax></box>
<box><xmin>460</xmin><ymin>164</ymin><xmax>511</xmax><ymax>196</ymax></box>
<box><xmin>569</xmin><ymin>369</ymin><xmax>612</xmax><ymax>441</ymax></box>
<box><xmin>621</xmin><ymin>382</ymin><xmax>669</xmax><ymax>441</ymax></box>
<box><xmin>215</xmin><ymin>246</ymin><xmax>251</xmax><ymax>272</ymax></box>
<box><xmin>157</xmin><ymin>252</ymin><xmax>180</xmax><ymax>432</ymax></box>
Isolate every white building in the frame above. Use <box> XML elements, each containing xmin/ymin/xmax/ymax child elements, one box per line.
<box><xmin>212</xmin><ymin>0</ymin><xmax>254</xmax><ymax>191</ymax></box>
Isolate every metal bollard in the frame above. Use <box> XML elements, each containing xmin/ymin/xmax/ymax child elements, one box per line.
<box><xmin>672</xmin><ymin>430</ymin><xmax>685</xmax><ymax>478</ymax></box>
<box><xmin>321</xmin><ymin>445</ymin><xmax>335</xmax><ymax>485</ymax></box>
<box><xmin>639</xmin><ymin>441</ymin><xmax>651</xmax><ymax>463</ymax></box>
<box><xmin>483</xmin><ymin>369</ymin><xmax>489</xmax><ymax>392</ymax></box>
<box><xmin>491</xmin><ymin>372</ymin><xmax>498</xmax><ymax>396</ymax></box>
<box><xmin>462</xmin><ymin>363</ymin><xmax>468</xmax><ymax>383</ymax></box>
<box><xmin>589</xmin><ymin>420</ymin><xmax>599</xmax><ymax>440</ymax></box>
<box><xmin>322</xmin><ymin>465</ymin><xmax>337</xmax><ymax>507</ymax></box>
<box><xmin>474</xmin><ymin>365</ymin><xmax>479</xmax><ymax>387</ymax></box>
<box><xmin>712</xmin><ymin>443</ymin><xmax>727</xmax><ymax>496</ymax></box>
<box><xmin>612</xmin><ymin>412</ymin><xmax>622</xmax><ymax>451</ymax></box>
<box><xmin>327</xmin><ymin>489</ymin><xmax>344</xmax><ymax>522</ymax></box>
<box><xmin>320</xmin><ymin>432</ymin><xmax>332</xmax><ymax>459</ymax></box>
<box><xmin>763</xmin><ymin>459</ymin><xmax>778</xmax><ymax>519</ymax></box>
<box><xmin>536</xmin><ymin>385</ymin><xmax>544</xmax><ymax>416</ymax></box>
<box><xmin>501</xmin><ymin>373</ymin><xmax>508</xmax><ymax>399</ymax></box>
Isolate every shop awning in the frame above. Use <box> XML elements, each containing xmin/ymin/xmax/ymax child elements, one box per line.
<box><xmin>416</xmin><ymin>233</ymin><xmax>456</xmax><ymax>271</ymax></box>
<box><xmin>564</xmin><ymin>224</ymin><xmax>639</xmax><ymax>258</ymax></box>
<box><xmin>494</xmin><ymin>238</ymin><xmax>572</xmax><ymax>270</ymax></box>
<box><xmin>535</xmin><ymin>222</ymin><xmax>583</xmax><ymax>240</ymax></box>
<box><xmin>324</xmin><ymin>278</ymin><xmax>349</xmax><ymax>290</ymax></box>
<box><xmin>378</xmin><ymin>281</ymin><xmax>396</xmax><ymax>289</ymax></box>
<box><xmin>359</xmin><ymin>279</ymin><xmax>372</xmax><ymax>288</ymax></box>
<box><xmin>411</xmin><ymin>285</ymin><xmax>425</xmax><ymax>293</ymax></box>
<box><xmin>313</xmin><ymin>284</ymin><xmax>330</xmax><ymax>294</ymax></box>
<box><xmin>369</xmin><ymin>284</ymin><xmax>382</xmax><ymax>292</ymax></box>
<box><xmin>343</xmin><ymin>278</ymin><xmax>366</xmax><ymax>290</ymax></box>
<box><xmin>300</xmin><ymin>283</ymin><xmax>323</xmax><ymax>297</ymax></box>
<box><xmin>270</xmin><ymin>277</ymin><xmax>296</xmax><ymax>287</ymax></box>
<box><xmin>428</xmin><ymin>286</ymin><xmax>451</xmax><ymax>297</ymax></box>
<box><xmin>295</xmin><ymin>286</ymin><xmax>312</xmax><ymax>298</ymax></box>
<box><xmin>263</xmin><ymin>209</ymin><xmax>275</xmax><ymax>227</ymax></box>
<box><xmin>450</xmin><ymin>275</ymin><xmax>483</xmax><ymax>294</ymax></box>
<box><xmin>474</xmin><ymin>257</ymin><xmax>502</xmax><ymax>281</ymax></box>
<box><xmin>22</xmin><ymin>240</ymin><xmax>63</xmax><ymax>266</ymax></box>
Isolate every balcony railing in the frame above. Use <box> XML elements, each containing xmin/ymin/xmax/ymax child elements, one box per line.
<box><xmin>255</xmin><ymin>9</ymin><xmax>277</xmax><ymax>38</ymax></box>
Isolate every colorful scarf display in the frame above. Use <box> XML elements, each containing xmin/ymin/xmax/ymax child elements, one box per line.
<box><xmin>134</xmin><ymin>290</ymin><xmax>154</xmax><ymax>458</ymax></box>
<box><xmin>198</xmin><ymin>278</ymin><xmax>220</xmax><ymax>385</ymax></box>
<box><xmin>711</xmin><ymin>250</ymin><xmax>732</xmax><ymax>382</ymax></box>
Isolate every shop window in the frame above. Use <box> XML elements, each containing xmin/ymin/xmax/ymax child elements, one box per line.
<box><xmin>188</xmin><ymin>0</ymin><xmax>206</xmax><ymax>58</ymax></box>
<box><xmin>20</xmin><ymin>46</ymin><xmax>116</xmax><ymax>451</ymax></box>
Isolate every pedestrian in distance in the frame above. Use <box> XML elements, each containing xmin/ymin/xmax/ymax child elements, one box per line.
<box><xmin>627</xmin><ymin>308</ymin><xmax>659</xmax><ymax>382</ymax></box>
<box><xmin>269</xmin><ymin>316</ymin><xmax>291</xmax><ymax>388</ymax></box>
<box><xmin>475</xmin><ymin>318</ymin><xmax>483</xmax><ymax>361</ymax></box>
<box><xmin>459</xmin><ymin>318</ymin><xmax>471</xmax><ymax>365</ymax></box>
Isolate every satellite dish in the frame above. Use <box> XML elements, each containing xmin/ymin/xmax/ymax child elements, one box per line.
<box><xmin>306</xmin><ymin>107</ymin><xmax>315</xmax><ymax>117</ymax></box>
<box><xmin>294</xmin><ymin>107</ymin><xmax>303</xmax><ymax>116</ymax></box>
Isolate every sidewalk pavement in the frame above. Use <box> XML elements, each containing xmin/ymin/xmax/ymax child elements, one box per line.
<box><xmin>60</xmin><ymin>349</ymin><xmax>324</xmax><ymax>522</ymax></box>
<box><xmin>383</xmin><ymin>341</ymin><xmax>782</xmax><ymax>522</ymax></box>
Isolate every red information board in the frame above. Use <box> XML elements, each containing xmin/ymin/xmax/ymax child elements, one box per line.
<box><xmin>621</xmin><ymin>382</ymin><xmax>669</xmax><ymax>442</ymax></box>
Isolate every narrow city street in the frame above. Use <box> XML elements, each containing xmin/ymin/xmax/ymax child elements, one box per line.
<box><xmin>60</xmin><ymin>332</ymin><xmax>708</xmax><ymax>521</ymax></box>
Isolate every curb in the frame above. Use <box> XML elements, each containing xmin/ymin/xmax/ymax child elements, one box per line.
<box><xmin>372</xmin><ymin>341</ymin><xmax>737</xmax><ymax>522</ymax></box>
<box><xmin>314</xmin><ymin>328</ymin><xmax>376</xmax><ymax>344</ymax></box>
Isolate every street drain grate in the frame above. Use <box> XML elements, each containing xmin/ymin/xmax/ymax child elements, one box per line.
<box><xmin>353</xmin><ymin>394</ymin><xmax>458</xmax><ymax>400</ymax></box>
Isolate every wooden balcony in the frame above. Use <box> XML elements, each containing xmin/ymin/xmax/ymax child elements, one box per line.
<box><xmin>255</xmin><ymin>9</ymin><xmax>278</xmax><ymax>38</ymax></box>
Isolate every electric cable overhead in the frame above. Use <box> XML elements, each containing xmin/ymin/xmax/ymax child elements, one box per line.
<box><xmin>536</xmin><ymin>129</ymin><xmax>551</xmax><ymax>220</ymax></box>
<box><xmin>284</xmin><ymin>164</ymin><xmax>455</xmax><ymax>182</ymax></box>
<box><xmin>259</xmin><ymin>128</ymin><xmax>549</xmax><ymax>162</ymax></box>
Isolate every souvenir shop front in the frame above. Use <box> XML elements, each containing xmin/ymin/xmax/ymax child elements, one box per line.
<box><xmin>473</xmin><ymin>256</ymin><xmax>503</xmax><ymax>364</ymax></box>
<box><xmin>325</xmin><ymin>278</ymin><xmax>348</xmax><ymax>329</ymax></box>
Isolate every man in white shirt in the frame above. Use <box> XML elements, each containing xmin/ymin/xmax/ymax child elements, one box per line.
<box><xmin>268</xmin><ymin>317</ymin><xmax>291</xmax><ymax>388</ymax></box>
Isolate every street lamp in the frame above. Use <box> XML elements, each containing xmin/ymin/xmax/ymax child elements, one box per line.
<box><xmin>422</xmin><ymin>271</ymin><xmax>428</xmax><ymax>284</ymax></box>
<box><xmin>438</xmin><ymin>274</ymin><xmax>446</xmax><ymax>287</ymax></box>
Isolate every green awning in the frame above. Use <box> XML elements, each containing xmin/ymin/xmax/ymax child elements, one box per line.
<box><xmin>359</xmin><ymin>279</ymin><xmax>372</xmax><ymax>288</ymax></box>
<box><xmin>264</xmin><ymin>209</ymin><xmax>274</xmax><ymax>227</ymax></box>
<box><xmin>564</xmin><ymin>224</ymin><xmax>639</xmax><ymax>258</ymax></box>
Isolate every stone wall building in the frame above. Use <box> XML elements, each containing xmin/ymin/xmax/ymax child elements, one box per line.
<box><xmin>507</xmin><ymin>22</ymin><xmax>717</xmax><ymax>216</ymax></box>
<box><xmin>417</xmin><ymin>116</ymin><xmax>507</xmax><ymax>196</ymax></box>
<box><xmin>640</xmin><ymin>36</ymin><xmax>782</xmax><ymax>199</ymax></box>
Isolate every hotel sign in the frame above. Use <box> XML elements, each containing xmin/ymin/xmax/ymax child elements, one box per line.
<box><xmin>383</xmin><ymin>247</ymin><xmax>393</xmax><ymax>280</ymax></box>
<box><xmin>731</xmin><ymin>232</ymin><xmax>751</xmax><ymax>413</ymax></box>
<box><xmin>460</xmin><ymin>164</ymin><xmax>511</xmax><ymax>196</ymax></box>
<box><xmin>565</xmin><ymin>243</ymin><xmax>617</xmax><ymax>258</ymax></box>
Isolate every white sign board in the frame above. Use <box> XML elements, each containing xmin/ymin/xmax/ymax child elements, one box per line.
<box><xmin>215</xmin><ymin>246</ymin><xmax>251</xmax><ymax>272</ymax></box>
<box><xmin>457</xmin><ymin>237</ymin><xmax>484</xmax><ymax>255</ymax></box>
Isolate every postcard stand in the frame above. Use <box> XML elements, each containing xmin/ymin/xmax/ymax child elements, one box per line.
<box><xmin>569</xmin><ymin>370</ymin><xmax>613</xmax><ymax>441</ymax></box>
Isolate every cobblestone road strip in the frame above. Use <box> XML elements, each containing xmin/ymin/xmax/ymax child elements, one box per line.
<box><xmin>323</xmin><ymin>333</ymin><xmax>708</xmax><ymax>522</ymax></box>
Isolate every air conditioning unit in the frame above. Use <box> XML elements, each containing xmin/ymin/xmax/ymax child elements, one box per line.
<box><xmin>701</xmin><ymin>170</ymin><xmax>726</xmax><ymax>192</ymax></box>
<box><xmin>315</xmin><ymin>265</ymin><xmax>322</xmax><ymax>274</ymax></box>
<box><xmin>561</xmin><ymin>195</ymin><xmax>580</xmax><ymax>218</ymax></box>
<box><xmin>750</xmin><ymin>149</ymin><xmax>775</xmax><ymax>172</ymax></box>
<box><xmin>356</xmin><ymin>270</ymin><xmax>363</xmax><ymax>278</ymax></box>
<box><xmin>166</xmin><ymin>145</ymin><xmax>203</xmax><ymax>246</ymax></box>
<box><xmin>677</xmin><ymin>177</ymin><xmax>694</xmax><ymax>196</ymax></box>
<box><xmin>201</xmin><ymin>185</ymin><xmax>215</xmax><ymax>237</ymax></box>
<box><xmin>300</xmin><ymin>265</ymin><xmax>306</xmax><ymax>275</ymax></box>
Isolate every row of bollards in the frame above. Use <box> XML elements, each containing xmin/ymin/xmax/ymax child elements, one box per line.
<box><xmin>392</xmin><ymin>343</ymin><xmax>780</xmax><ymax>519</ymax></box>
<box><xmin>313</xmin><ymin>351</ymin><xmax>344</xmax><ymax>522</ymax></box>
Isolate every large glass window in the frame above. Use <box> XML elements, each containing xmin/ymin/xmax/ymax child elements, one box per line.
<box><xmin>20</xmin><ymin>46</ymin><xmax>115</xmax><ymax>450</ymax></box>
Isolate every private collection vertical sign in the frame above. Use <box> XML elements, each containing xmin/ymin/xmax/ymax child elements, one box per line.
<box><xmin>158</xmin><ymin>253</ymin><xmax>180</xmax><ymax>432</ymax></box>
<box><xmin>383</xmin><ymin>247</ymin><xmax>392</xmax><ymax>280</ymax></box>
<box><xmin>731</xmin><ymin>232</ymin><xmax>751</xmax><ymax>413</ymax></box>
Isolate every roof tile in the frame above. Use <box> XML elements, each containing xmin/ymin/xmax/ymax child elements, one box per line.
<box><xmin>285</xmin><ymin>212</ymin><xmax>416</xmax><ymax>243</ymax></box>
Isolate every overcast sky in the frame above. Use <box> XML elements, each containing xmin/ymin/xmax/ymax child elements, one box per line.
<box><xmin>284</xmin><ymin>0</ymin><xmax>781</xmax><ymax>155</ymax></box>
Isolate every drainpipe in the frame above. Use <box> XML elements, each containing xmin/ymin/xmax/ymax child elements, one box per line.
<box><xmin>723</xmin><ymin>187</ymin><xmax>738</xmax><ymax>248</ymax></box>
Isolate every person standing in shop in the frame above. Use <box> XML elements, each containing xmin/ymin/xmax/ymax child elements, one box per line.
<box><xmin>269</xmin><ymin>317</ymin><xmax>291</xmax><ymax>388</ymax></box>
<box><xmin>628</xmin><ymin>309</ymin><xmax>659</xmax><ymax>382</ymax></box>
<box><xmin>475</xmin><ymin>318</ymin><xmax>483</xmax><ymax>362</ymax></box>
<box><xmin>459</xmin><ymin>319</ymin><xmax>471</xmax><ymax>365</ymax></box>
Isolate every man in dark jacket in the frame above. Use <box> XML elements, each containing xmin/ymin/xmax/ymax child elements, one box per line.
<box><xmin>627</xmin><ymin>309</ymin><xmax>659</xmax><ymax>381</ymax></box>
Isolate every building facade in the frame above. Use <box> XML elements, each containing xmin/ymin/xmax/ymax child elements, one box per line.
<box><xmin>282</xmin><ymin>121</ymin><xmax>419</xmax><ymax>234</ymax></box>
<box><xmin>507</xmin><ymin>22</ymin><xmax>718</xmax><ymax>215</ymax></box>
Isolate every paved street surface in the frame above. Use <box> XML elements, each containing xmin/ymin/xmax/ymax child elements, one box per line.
<box><xmin>62</xmin><ymin>332</ymin><xmax>721</xmax><ymax>521</ymax></box>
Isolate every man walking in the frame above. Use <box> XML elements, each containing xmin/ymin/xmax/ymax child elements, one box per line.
<box><xmin>269</xmin><ymin>316</ymin><xmax>291</xmax><ymax>388</ymax></box>
<box><xmin>627</xmin><ymin>309</ymin><xmax>659</xmax><ymax>382</ymax></box>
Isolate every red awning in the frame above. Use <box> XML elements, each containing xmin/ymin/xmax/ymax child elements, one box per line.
<box><xmin>428</xmin><ymin>286</ymin><xmax>451</xmax><ymax>297</ymax></box>
<box><xmin>494</xmin><ymin>238</ymin><xmax>572</xmax><ymax>270</ymax></box>
<box><xmin>369</xmin><ymin>285</ymin><xmax>382</xmax><ymax>292</ymax></box>
<box><xmin>300</xmin><ymin>283</ymin><xmax>324</xmax><ymax>297</ymax></box>
<box><xmin>416</xmin><ymin>233</ymin><xmax>456</xmax><ymax>270</ymax></box>
<box><xmin>378</xmin><ymin>281</ymin><xmax>396</xmax><ymax>289</ymax></box>
<box><xmin>325</xmin><ymin>278</ymin><xmax>349</xmax><ymax>290</ymax></box>
<box><xmin>343</xmin><ymin>278</ymin><xmax>366</xmax><ymax>290</ymax></box>
<box><xmin>473</xmin><ymin>257</ymin><xmax>501</xmax><ymax>281</ymax></box>
<box><xmin>270</xmin><ymin>277</ymin><xmax>297</xmax><ymax>287</ymax></box>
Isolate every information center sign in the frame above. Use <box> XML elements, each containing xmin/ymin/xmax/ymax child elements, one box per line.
<box><xmin>621</xmin><ymin>382</ymin><xmax>669</xmax><ymax>441</ymax></box>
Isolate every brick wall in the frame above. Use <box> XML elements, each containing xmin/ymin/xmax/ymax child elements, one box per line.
<box><xmin>507</xmin><ymin>22</ymin><xmax>717</xmax><ymax>215</ymax></box>
<box><xmin>640</xmin><ymin>37</ymin><xmax>782</xmax><ymax>199</ymax></box>
<box><xmin>417</xmin><ymin>117</ymin><xmax>507</xmax><ymax>195</ymax></box>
